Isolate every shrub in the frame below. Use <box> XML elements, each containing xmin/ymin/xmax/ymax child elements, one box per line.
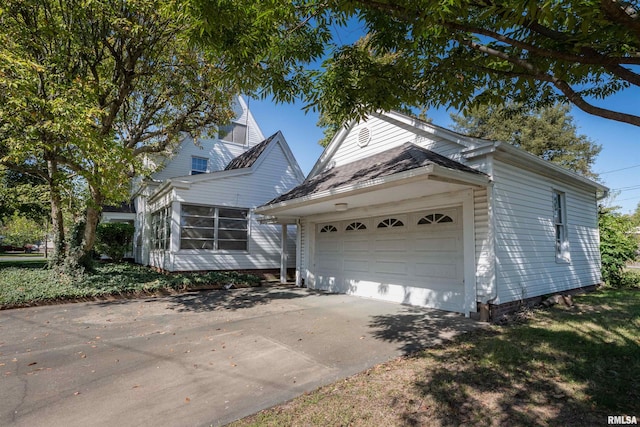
<box><xmin>599</xmin><ymin>206</ymin><xmax>638</xmax><ymax>287</ymax></box>
<box><xmin>95</xmin><ymin>222</ymin><xmax>135</xmax><ymax>262</ymax></box>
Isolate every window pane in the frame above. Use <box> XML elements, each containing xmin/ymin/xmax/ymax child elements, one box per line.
<box><xmin>219</xmin><ymin>208</ymin><xmax>247</xmax><ymax>219</ymax></box>
<box><xmin>181</xmin><ymin>216</ymin><xmax>214</xmax><ymax>228</ymax></box>
<box><xmin>181</xmin><ymin>227</ymin><xmax>215</xmax><ymax>239</ymax></box>
<box><xmin>180</xmin><ymin>239</ymin><xmax>214</xmax><ymax>250</ymax></box>
<box><xmin>219</xmin><ymin>123</ymin><xmax>247</xmax><ymax>144</ymax></box>
<box><xmin>218</xmin><ymin>229</ymin><xmax>247</xmax><ymax>240</ymax></box>
<box><xmin>218</xmin><ymin>240</ymin><xmax>247</xmax><ymax>250</ymax></box>
<box><xmin>182</xmin><ymin>205</ymin><xmax>215</xmax><ymax>217</ymax></box>
<box><xmin>218</xmin><ymin>218</ymin><xmax>247</xmax><ymax>230</ymax></box>
<box><xmin>191</xmin><ymin>157</ymin><xmax>207</xmax><ymax>174</ymax></box>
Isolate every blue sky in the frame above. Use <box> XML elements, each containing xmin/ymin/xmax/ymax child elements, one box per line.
<box><xmin>249</xmin><ymin>90</ymin><xmax>639</xmax><ymax>215</ymax></box>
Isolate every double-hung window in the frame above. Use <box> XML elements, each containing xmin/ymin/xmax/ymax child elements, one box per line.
<box><xmin>553</xmin><ymin>190</ymin><xmax>570</xmax><ymax>262</ymax></box>
<box><xmin>191</xmin><ymin>156</ymin><xmax>208</xmax><ymax>175</ymax></box>
<box><xmin>180</xmin><ymin>205</ymin><xmax>248</xmax><ymax>250</ymax></box>
<box><xmin>218</xmin><ymin>122</ymin><xmax>247</xmax><ymax>144</ymax></box>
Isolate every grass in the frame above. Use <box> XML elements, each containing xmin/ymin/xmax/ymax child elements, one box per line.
<box><xmin>0</xmin><ymin>261</ymin><xmax>260</xmax><ymax>308</ymax></box>
<box><xmin>232</xmin><ymin>289</ymin><xmax>640</xmax><ymax>427</ymax></box>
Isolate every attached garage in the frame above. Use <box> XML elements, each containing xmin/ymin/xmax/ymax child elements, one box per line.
<box><xmin>257</xmin><ymin>111</ymin><xmax>607</xmax><ymax>320</ymax></box>
<box><xmin>315</xmin><ymin>207</ymin><xmax>465</xmax><ymax>312</ymax></box>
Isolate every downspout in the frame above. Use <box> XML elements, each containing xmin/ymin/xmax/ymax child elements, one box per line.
<box><xmin>295</xmin><ymin>218</ymin><xmax>302</xmax><ymax>287</ymax></box>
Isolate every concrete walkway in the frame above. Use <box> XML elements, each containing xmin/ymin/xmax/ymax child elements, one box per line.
<box><xmin>0</xmin><ymin>286</ymin><xmax>480</xmax><ymax>426</ymax></box>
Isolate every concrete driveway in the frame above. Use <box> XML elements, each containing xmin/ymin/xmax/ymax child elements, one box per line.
<box><xmin>0</xmin><ymin>286</ymin><xmax>479</xmax><ymax>426</ymax></box>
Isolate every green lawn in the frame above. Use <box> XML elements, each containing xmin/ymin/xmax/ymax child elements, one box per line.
<box><xmin>233</xmin><ymin>289</ymin><xmax>640</xmax><ymax>427</ymax></box>
<box><xmin>0</xmin><ymin>261</ymin><xmax>260</xmax><ymax>308</ymax></box>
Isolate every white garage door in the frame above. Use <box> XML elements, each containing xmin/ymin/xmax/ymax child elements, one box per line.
<box><xmin>315</xmin><ymin>207</ymin><xmax>464</xmax><ymax>312</ymax></box>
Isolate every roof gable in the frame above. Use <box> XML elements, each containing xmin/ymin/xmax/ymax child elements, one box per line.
<box><xmin>308</xmin><ymin>111</ymin><xmax>489</xmax><ymax>179</ymax></box>
<box><xmin>225</xmin><ymin>133</ymin><xmax>277</xmax><ymax>170</ymax></box>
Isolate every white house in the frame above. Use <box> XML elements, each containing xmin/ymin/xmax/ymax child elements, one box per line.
<box><xmin>255</xmin><ymin>111</ymin><xmax>608</xmax><ymax>319</ymax></box>
<box><xmin>104</xmin><ymin>98</ymin><xmax>305</xmax><ymax>278</ymax></box>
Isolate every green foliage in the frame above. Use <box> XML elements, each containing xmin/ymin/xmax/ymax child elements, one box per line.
<box><xmin>95</xmin><ymin>222</ymin><xmax>135</xmax><ymax>262</ymax></box>
<box><xmin>0</xmin><ymin>262</ymin><xmax>261</xmax><ymax>307</ymax></box>
<box><xmin>189</xmin><ymin>0</ymin><xmax>640</xmax><ymax>128</ymax></box>
<box><xmin>631</xmin><ymin>202</ymin><xmax>640</xmax><ymax>226</ymax></box>
<box><xmin>0</xmin><ymin>168</ymin><xmax>49</xmax><ymax>222</ymax></box>
<box><xmin>1</xmin><ymin>213</ymin><xmax>43</xmax><ymax>248</ymax></box>
<box><xmin>618</xmin><ymin>270</ymin><xmax>640</xmax><ymax>289</ymax></box>
<box><xmin>450</xmin><ymin>103</ymin><xmax>602</xmax><ymax>178</ymax></box>
<box><xmin>599</xmin><ymin>206</ymin><xmax>638</xmax><ymax>287</ymax></box>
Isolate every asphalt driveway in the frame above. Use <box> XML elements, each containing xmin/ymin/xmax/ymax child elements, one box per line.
<box><xmin>0</xmin><ymin>286</ymin><xmax>479</xmax><ymax>426</ymax></box>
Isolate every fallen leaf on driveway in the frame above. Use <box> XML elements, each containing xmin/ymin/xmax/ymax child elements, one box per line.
<box><xmin>185</xmin><ymin>397</ymin><xmax>190</xmax><ymax>403</ymax></box>
<box><xmin>28</xmin><ymin>362</ymin><xmax>37</xmax><ymax>366</ymax></box>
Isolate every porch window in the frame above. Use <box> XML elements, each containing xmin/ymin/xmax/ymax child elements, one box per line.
<box><xmin>151</xmin><ymin>207</ymin><xmax>171</xmax><ymax>250</ymax></box>
<box><xmin>180</xmin><ymin>204</ymin><xmax>248</xmax><ymax>250</ymax></box>
<box><xmin>553</xmin><ymin>190</ymin><xmax>569</xmax><ymax>262</ymax></box>
<box><xmin>191</xmin><ymin>156</ymin><xmax>208</xmax><ymax>175</ymax></box>
<box><xmin>218</xmin><ymin>122</ymin><xmax>247</xmax><ymax>144</ymax></box>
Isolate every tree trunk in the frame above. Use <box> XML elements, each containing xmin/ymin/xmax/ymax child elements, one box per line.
<box><xmin>78</xmin><ymin>186</ymin><xmax>104</xmax><ymax>268</ymax></box>
<box><xmin>46</xmin><ymin>157</ymin><xmax>65</xmax><ymax>266</ymax></box>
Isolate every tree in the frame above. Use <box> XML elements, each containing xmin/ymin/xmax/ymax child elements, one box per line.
<box><xmin>450</xmin><ymin>103</ymin><xmax>602</xmax><ymax>177</ymax></box>
<box><xmin>1</xmin><ymin>213</ymin><xmax>43</xmax><ymax>249</ymax></box>
<box><xmin>189</xmin><ymin>0</ymin><xmax>640</xmax><ymax>128</ymax></box>
<box><xmin>1</xmin><ymin>0</ymin><xmax>237</xmax><ymax>267</ymax></box>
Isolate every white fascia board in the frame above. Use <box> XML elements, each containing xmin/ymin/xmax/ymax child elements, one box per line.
<box><xmin>256</xmin><ymin>164</ymin><xmax>489</xmax><ymax>215</ymax></box>
<box><xmin>256</xmin><ymin>165</ymin><xmax>435</xmax><ymax>215</ymax></box>
<box><xmin>374</xmin><ymin>110</ymin><xmax>489</xmax><ymax>149</ymax></box>
<box><xmin>429</xmin><ymin>164</ymin><xmax>492</xmax><ymax>187</ymax></box>
<box><xmin>308</xmin><ymin>120</ymin><xmax>357</xmax><ymax>178</ymax></box>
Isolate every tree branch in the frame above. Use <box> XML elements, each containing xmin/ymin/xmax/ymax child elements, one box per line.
<box><xmin>444</xmin><ymin>21</ymin><xmax>640</xmax><ymax>66</ymax></box>
<box><xmin>461</xmin><ymin>39</ymin><xmax>640</xmax><ymax>126</ymax></box>
<box><xmin>600</xmin><ymin>0</ymin><xmax>640</xmax><ymax>38</ymax></box>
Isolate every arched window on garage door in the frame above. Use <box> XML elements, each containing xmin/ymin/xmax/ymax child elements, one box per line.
<box><xmin>377</xmin><ymin>218</ymin><xmax>404</xmax><ymax>228</ymax></box>
<box><xmin>418</xmin><ymin>213</ymin><xmax>454</xmax><ymax>225</ymax></box>
<box><xmin>320</xmin><ymin>224</ymin><xmax>338</xmax><ymax>233</ymax></box>
<box><xmin>345</xmin><ymin>222</ymin><xmax>367</xmax><ymax>231</ymax></box>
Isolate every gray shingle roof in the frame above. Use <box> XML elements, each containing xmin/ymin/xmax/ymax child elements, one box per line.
<box><xmin>224</xmin><ymin>133</ymin><xmax>278</xmax><ymax>170</ymax></box>
<box><xmin>266</xmin><ymin>143</ymin><xmax>485</xmax><ymax>205</ymax></box>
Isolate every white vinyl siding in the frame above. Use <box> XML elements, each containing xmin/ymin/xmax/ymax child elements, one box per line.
<box><xmin>327</xmin><ymin>116</ymin><xmax>470</xmax><ymax>169</ymax></box>
<box><xmin>473</xmin><ymin>187</ymin><xmax>493</xmax><ymax>300</ymax></box>
<box><xmin>492</xmin><ymin>161</ymin><xmax>601</xmax><ymax>304</ymax></box>
<box><xmin>150</xmin><ymin>97</ymin><xmax>265</xmax><ymax>181</ymax></box>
